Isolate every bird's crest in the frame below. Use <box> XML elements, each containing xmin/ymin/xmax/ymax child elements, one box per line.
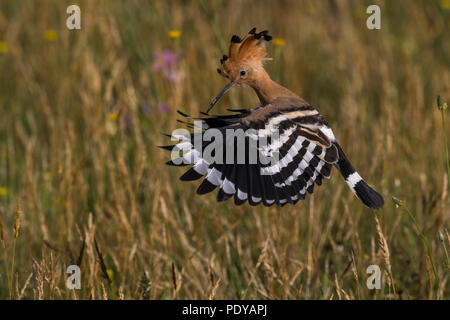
<box><xmin>218</xmin><ymin>28</ymin><xmax>272</xmax><ymax>78</ymax></box>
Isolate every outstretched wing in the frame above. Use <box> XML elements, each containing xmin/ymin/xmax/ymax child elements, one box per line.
<box><xmin>161</xmin><ymin>105</ymin><xmax>338</xmax><ymax>207</ymax></box>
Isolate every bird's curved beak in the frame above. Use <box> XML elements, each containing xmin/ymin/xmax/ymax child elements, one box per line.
<box><xmin>206</xmin><ymin>81</ymin><xmax>236</xmax><ymax>114</ymax></box>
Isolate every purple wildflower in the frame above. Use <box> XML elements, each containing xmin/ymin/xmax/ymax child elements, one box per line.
<box><xmin>122</xmin><ymin>112</ymin><xmax>133</xmax><ymax>128</ymax></box>
<box><xmin>152</xmin><ymin>49</ymin><xmax>181</xmax><ymax>83</ymax></box>
<box><xmin>158</xmin><ymin>103</ymin><xmax>170</xmax><ymax>114</ymax></box>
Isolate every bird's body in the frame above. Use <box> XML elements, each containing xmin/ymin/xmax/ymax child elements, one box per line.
<box><xmin>162</xmin><ymin>28</ymin><xmax>384</xmax><ymax>209</ymax></box>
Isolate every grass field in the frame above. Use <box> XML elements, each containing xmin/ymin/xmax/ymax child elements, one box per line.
<box><xmin>0</xmin><ymin>0</ymin><xmax>449</xmax><ymax>299</ymax></box>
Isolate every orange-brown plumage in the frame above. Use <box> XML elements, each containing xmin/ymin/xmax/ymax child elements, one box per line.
<box><xmin>219</xmin><ymin>28</ymin><xmax>271</xmax><ymax>82</ymax></box>
<box><xmin>212</xmin><ymin>28</ymin><xmax>297</xmax><ymax>110</ymax></box>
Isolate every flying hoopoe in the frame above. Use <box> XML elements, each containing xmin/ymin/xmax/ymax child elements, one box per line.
<box><xmin>161</xmin><ymin>28</ymin><xmax>384</xmax><ymax>209</ymax></box>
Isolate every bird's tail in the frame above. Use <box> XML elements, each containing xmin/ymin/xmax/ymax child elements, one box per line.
<box><xmin>334</xmin><ymin>143</ymin><xmax>384</xmax><ymax>209</ymax></box>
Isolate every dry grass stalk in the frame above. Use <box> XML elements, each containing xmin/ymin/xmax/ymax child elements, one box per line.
<box><xmin>340</xmin><ymin>288</ymin><xmax>351</xmax><ymax>300</ymax></box>
<box><xmin>208</xmin><ymin>279</ymin><xmax>221</xmax><ymax>300</ymax></box>
<box><xmin>33</xmin><ymin>259</ymin><xmax>45</xmax><ymax>300</ymax></box>
<box><xmin>350</xmin><ymin>251</ymin><xmax>360</xmax><ymax>299</ymax></box>
<box><xmin>94</xmin><ymin>238</ymin><xmax>112</xmax><ymax>284</ymax></box>
<box><xmin>334</xmin><ymin>273</ymin><xmax>342</xmax><ymax>300</ymax></box>
<box><xmin>8</xmin><ymin>199</ymin><xmax>22</xmax><ymax>299</ymax></box>
<box><xmin>171</xmin><ymin>262</ymin><xmax>177</xmax><ymax>295</ymax></box>
<box><xmin>119</xmin><ymin>285</ymin><xmax>125</xmax><ymax>300</ymax></box>
<box><xmin>14</xmin><ymin>199</ymin><xmax>21</xmax><ymax>239</ymax></box>
<box><xmin>374</xmin><ymin>215</ymin><xmax>396</xmax><ymax>295</ymax></box>
<box><xmin>0</xmin><ymin>215</ymin><xmax>5</xmax><ymax>249</ymax></box>
<box><xmin>18</xmin><ymin>272</ymin><xmax>33</xmax><ymax>300</ymax></box>
<box><xmin>77</xmin><ymin>240</ymin><xmax>86</xmax><ymax>267</ymax></box>
<box><xmin>242</xmin><ymin>238</ymin><xmax>270</xmax><ymax>298</ymax></box>
<box><xmin>171</xmin><ymin>262</ymin><xmax>182</xmax><ymax>299</ymax></box>
<box><xmin>101</xmin><ymin>282</ymin><xmax>108</xmax><ymax>300</ymax></box>
<box><xmin>442</xmin><ymin>173</ymin><xmax>448</xmax><ymax>200</ymax></box>
<box><xmin>425</xmin><ymin>257</ymin><xmax>433</xmax><ymax>299</ymax></box>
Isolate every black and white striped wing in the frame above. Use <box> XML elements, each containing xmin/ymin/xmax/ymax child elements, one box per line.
<box><xmin>161</xmin><ymin>107</ymin><xmax>338</xmax><ymax>207</ymax></box>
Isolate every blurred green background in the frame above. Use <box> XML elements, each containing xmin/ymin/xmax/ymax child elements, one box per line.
<box><xmin>0</xmin><ymin>0</ymin><xmax>449</xmax><ymax>299</ymax></box>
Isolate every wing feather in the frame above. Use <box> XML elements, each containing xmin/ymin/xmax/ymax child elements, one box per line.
<box><xmin>161</xmin><ymin>104</ymin><xmax>337</xmax><ymax>206</ymax></box>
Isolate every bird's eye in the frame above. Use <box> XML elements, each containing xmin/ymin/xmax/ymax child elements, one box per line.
<box><xmin>240</xmin><ymin>70</ymin><xmax>247</xmax><ymax>77</ymax></box>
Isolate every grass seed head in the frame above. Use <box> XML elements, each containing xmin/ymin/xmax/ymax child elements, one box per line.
<box><xmin>14</xmin><ymin>200</ymin><xmax>21</xmax><ymax>239</ymax></box>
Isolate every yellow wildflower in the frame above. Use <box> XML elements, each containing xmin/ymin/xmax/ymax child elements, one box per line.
<box><xmin>440</xmin><ymin>0</ymin><xmax>450</xmax><ymax>9</ymax></box>
<box><xmin>0</xmin><ymin>187</ymin><xmax>8</xmax><ymax>196</ymax></box>
<box><xmin>107</xmin><ymin>113</ymin><xmax>118</xmax><ymax>122</ymax></box>
<box><xmin>272</xmin><ymin>38</ymin><xmax>285</xmax><ymax>47</ymax></box>
<box><xmin>0</xmin><ymin>42</ymin><xmax>8</xmax><ymax>53</ymax></box>
<box><xmin>107</xmin><ymin>269</ymin><xmax>114</xmax><ymax>280</ymax></box>
<box><xmin>57</xmin><ymin>165</ymin><xmax>63</xmax><ymax>175</ymax></box>
<box><xmin>168</xmin><ymin>30</ymin><xmax>182</xmax><ymax>39</ymax></box>
<box><xmin>44</xmin><ymin>30</ymin><xmax>57</xmax><ymax>41</ymax></box>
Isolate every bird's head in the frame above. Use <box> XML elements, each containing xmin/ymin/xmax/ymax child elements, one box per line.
<box><xmin>207</xmin><ymin>28</ymin><xmax>272</xmax><ymax>113</ymax></box>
